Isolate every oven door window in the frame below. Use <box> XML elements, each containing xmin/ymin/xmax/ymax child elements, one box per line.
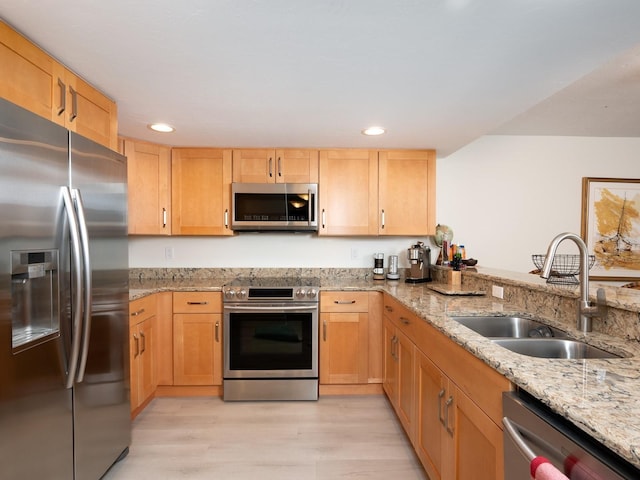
<box><xmin>228</xmin><ymin>312</ymin><xmax>313</xmax><ymax>370</ymax></box>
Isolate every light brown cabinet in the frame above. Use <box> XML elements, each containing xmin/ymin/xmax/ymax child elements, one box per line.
<box><xmin>383</xmin><ymin>293</ymin><xmax>510</xmax><ymax>480</ymax></box>
<box><xmin>318</xmin><ymin>149</ymin><xmax>436</xmax><ymax>236</ymax></box>
<box><xmin>233</xmin><ymin>148</ymin><xmax>319</xmax><ymax>183</ymax></box>
<box><xmin>383</xmin><ymin>301</ymin><xmax>416</xmax><ymax>436</ymax></box>
<box><xmin>378</xmin><ymin>150</ymin><xmax>436</xmax><ymax>236</ymax></box>
<box><xmin>172</xmin><ymin>292</ymin><xmax>223</xmax><ymax>385</ymax></box>
<box><xmin>0</xmin><ymin>21</ymin><xmax>118</xmax><ymax>150</ymax></box>
<box><xmin>171</xmin><ymin>148</ymin><xmax>233</xmax><ymax>235</ymax></box>
<box><xmin>318</xmin><ymin>149</ymin><xmax>379</xmax><ymax>235</ymax></box>
<box><xmin>123</xmin><ymin>139</ymin><xmax>172</xmax><ymax>235</ymax></box>
<box><xmin>320</xmin><ymin>291</ymin><xmax>370</xmax><ymax>385</ymax></box>
<box><xmin>129</xmin><ymin>295</ymin><xmax>157</xmax><ymax>415</ymax></box>
<box><xmin>155</xmin><ymin>292</ymin><xmax>174</xmax><ymax>386</ymax></box>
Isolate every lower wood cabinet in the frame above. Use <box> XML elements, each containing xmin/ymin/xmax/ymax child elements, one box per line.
<box><xmin>129</xmin><ymin>294</ymin><xmax>157</xmax><ymax>415</ymax></box>
<box><xmin>382</xmin><ymin>293</ymin><xmax>510</xmax><ymax>480</ymax></box>
<box><xmin>319</xmin><ymin>291</ymin><xmax>382</xmax><ymax>390</ymax></box>
<box><xmin>172</xmin><ymin>292</ymin><xmax>223</xmax><ymax>386</ymax></box>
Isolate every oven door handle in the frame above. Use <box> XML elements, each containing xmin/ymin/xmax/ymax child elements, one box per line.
<box><xmin>224</xmin><ymin>305</ymin><xmax>318</xmax><ymax>311</ymax></box>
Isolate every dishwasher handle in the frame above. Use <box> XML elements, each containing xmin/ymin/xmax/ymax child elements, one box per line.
<box><xmin>503</xmin><ymin>416</ymin><xmax>536</xmax><ymax>462</ymax></box>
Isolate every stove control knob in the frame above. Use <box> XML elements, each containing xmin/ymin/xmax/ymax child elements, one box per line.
<box><xmin>237</xmin><ymin>289</ymin><xmax>247</xmax><ymax>300</ymax></box>
<box><xmin>224</xmin><ymin>288</ymin><xmax>235</xmax><ymax>299</ymax></box>
<box><xmin>296</xmin><ymin>288</ymin><xmax>306</xmax><ymax>298</ymax></box>
<box><xmin>307</xmin><ymin>288</ymin><xmax>317</xmax><ymax>299</ymax></box>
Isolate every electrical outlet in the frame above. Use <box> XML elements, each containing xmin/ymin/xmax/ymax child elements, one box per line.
<box><xmin>492</xmin><ymin>285</ymin><xmax>504</xmax><ymax>299</ymax></box>
<box><xmin>165</xmin><ymin>247</ymin><xmax>174</xmax><ymax>260</ymax></box>
<box><xmin>350</xmin><ymin>247</ymin><xmax>359</xmax><ymax>260</ymax></box>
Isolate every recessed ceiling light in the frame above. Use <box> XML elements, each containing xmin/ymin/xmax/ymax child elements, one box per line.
<box><xmin>361</xmin><ymin>126</ymin><xmax>386</xmax><ymax>136</ymax></box>
<box><xmin>148</xmin><ymin>123</ymin><xmax>175</xmax><ymax>133</ymax></box>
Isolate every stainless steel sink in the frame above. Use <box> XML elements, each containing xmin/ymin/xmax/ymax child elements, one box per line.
<box><xmin>492</xmin><ymin>338</ymin><xmax>622</xmax><ymax>359</ymax></box>
<box><xmin>450</xmin><ymin>316</ymin><xmax>568</xmax><ymax>338</ymax></box>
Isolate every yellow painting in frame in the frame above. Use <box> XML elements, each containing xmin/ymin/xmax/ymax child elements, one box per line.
<box><xmin>581</xmin><ymin>177</ymin><xmax>640</xmax><ymax>281</ymax></box>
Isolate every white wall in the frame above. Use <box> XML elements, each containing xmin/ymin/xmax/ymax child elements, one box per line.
<box><xmin>128</xmin><ymin>135</ymin><xmax>640</xmax><ymax>272</ymax></box>
<box><xmin>437</xmin><ymin>135</ymin><xmax>640</xmax><ymax>273</ymax></box>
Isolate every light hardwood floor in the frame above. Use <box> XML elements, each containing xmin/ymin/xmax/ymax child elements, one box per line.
<box><xmin>104</xmin><ymin>395</ymin><xmax>427</xmax><ymax>479</ymax></box>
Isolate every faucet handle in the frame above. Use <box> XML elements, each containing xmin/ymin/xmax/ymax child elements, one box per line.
<box><xmin>595</xmin><ymin>287</ymin><xmax>608</xmax><ymax>318</ymax></box>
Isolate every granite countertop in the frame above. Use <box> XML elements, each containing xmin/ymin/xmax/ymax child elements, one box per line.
<box><xmin>128</xmin><ymin>273</ymin><xmax>640</xmax><ymax>469</ymax></box>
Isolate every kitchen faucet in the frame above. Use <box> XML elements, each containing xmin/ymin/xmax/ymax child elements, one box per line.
<box><xmin>540</xmin><ymin>232</ymin><xmax>607</xmax><ymax>333</ymax></box>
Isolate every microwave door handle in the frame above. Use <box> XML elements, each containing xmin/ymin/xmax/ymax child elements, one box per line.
<box><xmin>72</xmin><ymin>189</ymin><xmax>92</xmax><ymax>383</ymax></box>
<box><xmin>61</xmin><ymin>187</ymin><xmax>83</xmax><ymax>389</ymax></box>
<box><xmin>308</xmin><ymin>188</ymin><xmax>312</xmax><ymax>226</ymax></box>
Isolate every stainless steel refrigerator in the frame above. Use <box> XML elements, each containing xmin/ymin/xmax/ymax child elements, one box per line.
<box><xmin>0</xmin><ymin>98</ymin><xmax>130</xmax><ymax>479</ymax></box>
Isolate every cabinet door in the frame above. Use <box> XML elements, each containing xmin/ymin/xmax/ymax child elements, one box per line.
<box><xmin>0</xmin><ymin>21</ymin><xmax>61</xmax><ymax>122</ymax></box>
<box><xmin>415</xmin><ymin>349</ymin><xmax>449</xmax><ymax>480</ymax></box>
<box><xmin>138</xmin><ymin>318</ymin><xmax>157</xmax><ymax>402</ymax></box>
<box><xmin>172</xmin><ymin>148</ymin><xmax>233</xmax><ymax>235</ymax></box>
<box><xmin>396</xmin><ymin>329</ymin><xmax>415</xmax><ymax>438</ymax></box>
<box><xmin>382</xmin><ymin>316</ymin><xmax>398</xmax><ymax>404</ymax></box>
<box><xmin>173</xmin><ymin>313</ymin><xmax>221</xmax><ymax>385</ymax></box>
<box><xmin>232</xmin><ymin>148</ymin><xmax>274</xmax><ymax>183</ymax></box>
<box><xmin>452</xmin><ymin>386</ymin><xmax>504</xmax><ymax>480</ymax></box>
<box><xmin>318</xmin><ymin>149</ymin><xmax>378</xmax><ymax>235</ymax></box>
<box><xmin>155</xmin><ymin>292</ymin><xmax>174</xmax><ymax>385</ymax></box>
<box><xmin>129</xmin><ymin>323</ymin><xmax>141</xmax><ymax>411</ymax></box>
<box><xmin>378</xmin><ymin>150</ymin><xmax>436</xmax><ymax>236</ymax></box>
<box><xmin>124</xmin><ymin>140</ymin><xmax>172</xmax><ymax>235</ymax></box>
<box><xmin>320</xmin><ymin>311</ymin><xmax>368</xmax><ymax>384</ymax></box>
<box><xmin>275</xmin><ymin>149</ymin><xmax>319</xmax><ymax>183</ymax></box>
<box><xmin>64</xmin><ymin>70</ymin><xmax>118</xmax><ymax>150</ymax></box>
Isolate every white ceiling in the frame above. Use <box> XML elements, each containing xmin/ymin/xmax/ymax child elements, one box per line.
<box><xmin>2</xmin><ymin>0</ymin><xmax>640</xmax><ymax>158</ymax></box>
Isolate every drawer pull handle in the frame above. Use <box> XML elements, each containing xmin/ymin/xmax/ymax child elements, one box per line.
<box><xmin>133</xmin><ymin>334</ymin><xmax>139</xmax><ymax>357</ymax></box>
<box><xmin>334</xmin><ymin>300</ymin><xmax>356</xmax><ymax>305</ymax></box>
<box><xmin>140</xmin><ymin>332</ymin><xmax>146</xmax><ymax>354</ymax></box>
<box><xmin>131</xmin><ymin>308</ymin><xmax>145</xmax><ymax>317</ymax></box>
<box><xmin>400</xmin><ymin>317</ymin><xmax>410</xmax><ymax>325</ymax></box>
<box><xmin>438</xmin><ymin>389</ymin><xmax>446</xmax><ymax>426</ymax></box>
<box><xmin>385</xmin><ymin>305</ymin><xmax>393</xmax><ymax>312</ymax></box>
<box><xmin>445</xmin><ymin>396</ymin><xmax>455</xmax><ymax>436</ymax></box>
<box><xmin>187</xmin><ymin>301</ymin><xmax>209</xmax><ymax>305</ymax></box>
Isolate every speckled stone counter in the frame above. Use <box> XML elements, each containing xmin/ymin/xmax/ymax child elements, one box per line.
<box><xmin>128</xmin><ymin>266</ymin><xmax>640</xmax><ymax>469</ymax></box>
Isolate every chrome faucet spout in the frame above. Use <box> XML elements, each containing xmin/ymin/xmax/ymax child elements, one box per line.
<box><xmin>540</xmin><ymin>232</ymin><xmax>607</xmax><ymax>332</ymax></box>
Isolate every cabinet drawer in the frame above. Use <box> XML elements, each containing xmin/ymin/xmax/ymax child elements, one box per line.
<box><xmin>129</xmin><ymin>294</ymin><xmax>157</xmax><ymax>326</ymax></box>
<box><xmin>321</xmin><ymin>291</ymin><xmax>369</xmax><ymax>313</ymax></box>
<box><xmin>173</xmin><ymin>292</ymin><xmax>220</xmax><ymax>313</ymax></box>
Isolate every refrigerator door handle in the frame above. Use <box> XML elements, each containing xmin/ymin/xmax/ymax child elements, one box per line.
<box><xmin>61</xmin><ymin>187</ymin><xmax>84</xmax><ymax>389</ymax></box>
<box><xmin>72</xmin><ymin>188</ymin><xmax>92</xmax><ymax>383</ymax></box>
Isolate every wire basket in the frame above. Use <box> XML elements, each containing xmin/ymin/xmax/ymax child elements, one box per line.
<box><xmin>531</xmin><ymin>254</ymin><xmax>596</xmax><ymax>285</ymax></box>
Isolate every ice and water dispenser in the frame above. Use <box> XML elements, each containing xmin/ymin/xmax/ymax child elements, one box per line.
<box><xmin>11</xmin><ymin>249</ymin><xmax>60</xmax><ymax>352</ymax></box>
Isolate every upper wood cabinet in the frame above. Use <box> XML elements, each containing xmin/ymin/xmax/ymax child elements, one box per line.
<box><xmin>0</xmin><ymin>21</ymin><xmax>118</xmax><ymax>150</ymax></box>
<box><xmin>378</xmin><ymin>150</ymin><xmax>436</xmax><ymax>236</ymax></box>
<box><xmin>319</xmin><ymin>149</ymin><xmax>436</xmax><ymax>236</ymax></box>
<box><xmin>171</xmin><ymin>148</ymin><xmax>233</xmax><ymax>235</ymax></box>
<box><xmin>318</xmin><ymin>149</ymin><xmax>379</xmax><ymax>235</ymax></box>
<box><xmin>232</xmin><ymin>148</ymin><xmax>319</xmax><ymax>183</ymax></box>
<box><xmin>123</xmin><ymin>139</ymin><xmax>172</xmax><ymax>235</ymax></box>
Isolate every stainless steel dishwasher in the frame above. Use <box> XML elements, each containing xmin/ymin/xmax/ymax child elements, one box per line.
<box><xmin>502</xmin><ymin>390</ymin><xmax>640</xmax><ymax>479</ymax></box>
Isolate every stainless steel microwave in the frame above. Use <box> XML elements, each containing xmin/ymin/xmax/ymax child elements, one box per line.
<box><xmin>231</xmin><ymin>183</ymin><xmax>318</xmax><ymax>232</ymax></box>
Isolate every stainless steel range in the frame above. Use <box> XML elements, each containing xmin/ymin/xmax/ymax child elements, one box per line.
<box><xmin>222</xmin><ymin>277</ymin><xmax>319</xmax><ymax>401</ymax></box>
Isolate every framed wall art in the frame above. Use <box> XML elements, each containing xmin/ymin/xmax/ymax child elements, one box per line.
<box><xmin>581</xmin><ymin>177</ymin><xmax>640</xmax><ymax>281</ymax></box>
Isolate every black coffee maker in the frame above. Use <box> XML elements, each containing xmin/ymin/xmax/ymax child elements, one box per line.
<box><xmin>405</xmin><ymin>241</ymin><xmax>432</xmax><ymax>283</ymax></box>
